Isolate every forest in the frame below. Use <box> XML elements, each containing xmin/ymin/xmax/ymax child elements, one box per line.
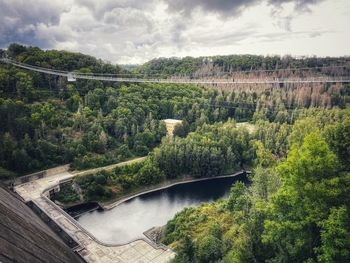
<box><xmin>0</xmin><ymin>44</ymin><xmax>349</xmax><ymax>262</ymax></box>
<box><xmin>1</xmin><ymin>44</ymin><xmax>349</xmax><ymax>179</ymax></box>
<box><xmin>135</xmin><ymin>55</ymin><xmax>350</xmax><ymax>77</ymax></box>
<box><xmin>162</xmin><ymin>108</ymin><xmax>350</xmax><ymax>263</ymax></box>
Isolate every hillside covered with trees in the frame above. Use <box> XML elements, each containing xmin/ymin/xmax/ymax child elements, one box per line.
<box><xmin>135</xmin><ymin>55</ymin><xmax>350</xmax><ymax>77</ymax></box>
<box><xmin>162</xmin><ymin>107</ymin><xmax>350</xmax><ymax>263</ymax></box>
<box><xmin>1</xmin><ymin>44</ymin><xmax>350</xmax><ymax>179</ymax></box>
<box><xmin>58</xmin><ymin>104</ymin><xmax>350</xmax><ymax>262</ymax></box>
<box><xmin>0</xmin><ymin>44</ymin><xmax>349</xmax><ymax>262</ymax></box>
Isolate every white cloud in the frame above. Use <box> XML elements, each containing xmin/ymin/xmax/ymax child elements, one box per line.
<box><xmin>0</xmin><ymin>0</ymin><xmax>349</xmax><ymax>64</ymax></box>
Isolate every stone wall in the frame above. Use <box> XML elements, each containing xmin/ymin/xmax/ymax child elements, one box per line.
<box><xmin>11</xmin><ymin>164</ymin><xmax>70</xmax><ymax>186</ymax></box>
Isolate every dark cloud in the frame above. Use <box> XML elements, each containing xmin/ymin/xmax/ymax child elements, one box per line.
<box><xmin>164</xmin><ymin>0</ymin><xmax>324</xmax><ymax>16</ymax></box>
<box><xmin>0</xmin><ymin>0</ymin><xmax>69</xmax><ymax>47</ymax></box>
<box><xmin>0</xmin><ymin>0</ymin><xmax>345</xmax><ymax>63</ymax></box>
<box><xmin>165</xmin><ymin>0</ymin><xmax>257</xmax><ymax>16</ymax></box>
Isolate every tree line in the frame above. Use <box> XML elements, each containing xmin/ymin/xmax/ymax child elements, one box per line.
<box><xmin>1</xmin><ymin>44</ymin><xmax>349</xmax><ymax>181</ymax></box>
<box><xmin>3</xmin><ymin>43</ymin><xmax>347</xmax><ymax>262</ymax></box>
<box><xmin>135</xmin><ymin>54</ymin><xmax>350</xmax><ymax>77</ymax></box>
<box><xmin>163</xmin><ymin>107</ymin><xmax>350</xmax><ymax>263</ymax></box>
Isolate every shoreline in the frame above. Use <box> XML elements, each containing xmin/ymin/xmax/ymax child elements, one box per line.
<box><xmin>65</xmin><ymin>170</ymin><xmax>250</xmax><ymax>246</ymax></box>
<box><xmin>100</xmin><ymin>169</ymin><xmax>250</xmax><ymax>210</ymax></box>
<box><xmin>62</xmin><ymin>169</ymin><xmax>250</xmax><ymax>220</ymax></box>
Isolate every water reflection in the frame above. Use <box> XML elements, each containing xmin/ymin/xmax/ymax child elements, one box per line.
<box><xmin>76</xmin><ymin>174</ymin><xmax>246</xmax><ymax>244</ymax></box>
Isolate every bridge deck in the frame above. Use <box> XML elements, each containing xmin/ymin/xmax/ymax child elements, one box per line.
<box><xmin>1</xmin><ymin>58</ymin><xmax>350</xmax><ymax>84</ymax></box>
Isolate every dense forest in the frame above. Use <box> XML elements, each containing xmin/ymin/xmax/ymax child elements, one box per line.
<box><xmin>1</xmin><ymin>44</ymin><xmax>350</xmax><ymax>262</ymax></box>
<box><xmin>161</xmin><ymin>107</ymin><xmax>350</xmax><ymax>263</ymax></box>
<box><xmin>135</xmin><ymin>55</ymin><xmax>350</xmax><ymax>96</ymax></box>
<box><xmin>1</xmin><ymin>44</ymin><xmax>349</xmax><ymax>179</ymax></box>
<box><xmin>59</xmin><ymin>106</ymin><xmax>350</xmax><ymax>262</ymax></box>
<box><xmin>135</xmin><ymin>55</ymin><xmax>350</xmax><ymax>77</ymax></box>
<box><xmin>61</xmin><ymin>120</ymin><xmax>253</xmax><ymax>202</ymax></box>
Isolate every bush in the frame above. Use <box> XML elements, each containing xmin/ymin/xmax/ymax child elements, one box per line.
<box><xmin>55</xmin><ymin>183</ymin><xmax>80</xmax><ymax>203</ymax></box>
<box><xmin>95</xmin><ymin>173</ymin><xmax>107</xmax><ymax>185</ymax></box>
<box><xmin>134</xmin><ymin>144</ymin><xmax>149</xmax><ymax>156</ymax></box>
<box><xmin>86</xmin><ymin>184</ymin><xmax>113</xmax><ymax>201</ymax></box>
<box><xmin>117</xmin><ymin>174</ymin><xmax>135</xmax><ymax>190</ymax></box>
<box><xmin>135</xmin><ymin>160</ymin><xmax>165</xmax><ymax>185</ymax></box>
<box><xmin>0</xmin><ymin>166</ymin><xmax>17</xmax><ymax>180</ymax></box>
<box><xmin>196</xmin><ymin>234</ymin><xmax>222</xmax><ymax>263</ymax></box>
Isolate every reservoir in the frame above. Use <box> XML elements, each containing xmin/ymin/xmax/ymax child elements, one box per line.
<box><xmin>75</xmin><ymin>173</ymin><xmax>247</xmax><ymax>244</ymax></box>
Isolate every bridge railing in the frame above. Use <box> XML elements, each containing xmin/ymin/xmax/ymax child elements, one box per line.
<box><xmin>1</xmin><ymin>58</ymin><xmax>350</xmax><ymax>84</ymax></box>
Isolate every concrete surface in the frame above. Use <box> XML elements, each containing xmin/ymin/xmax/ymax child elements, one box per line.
<box><xmin>14</xmin><ymin>159</ymin><xmax>175</xmax><ymax>263</ymax></box>
<box><xmin>0</xmin><ymin>185</ymin><xmax>84</xmax><ymax>263</ymax></box>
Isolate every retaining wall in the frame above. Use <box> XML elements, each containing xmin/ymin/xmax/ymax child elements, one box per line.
<box><xmin>11</xmin><ymin>164</ymin><xmax>70</xmax><ymax>186</ymax></box>
<box><xmin>26</xmin><ymin>200</ymin><xmax>81</xmax><ymax>250</ymax></box>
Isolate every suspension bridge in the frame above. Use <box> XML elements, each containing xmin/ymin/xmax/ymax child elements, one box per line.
<box><xmin>1</xmin><ymin>58</ymin><xmax>350</xmax><ymax>84</ymax></box>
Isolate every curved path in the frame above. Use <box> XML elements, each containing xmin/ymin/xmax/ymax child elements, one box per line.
<box><xmin>14</xmin><ymin>157</ymin><xmax>175</xmax><ymax>263</ymax></box>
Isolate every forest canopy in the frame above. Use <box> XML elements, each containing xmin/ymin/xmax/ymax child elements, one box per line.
<box><xmin>1</xmin><ymin>45</ymin><xmax>349</xmax><ymax>178</ymax></box>
<box><xmin>163</xmin><ymin>108</ymin><xmax>350</xmax><ymax>263</ymax></box>
<box><xmin>0</xmin><ymin>44</ymin><xmax>349</xmax><ymax>262</ymax></box>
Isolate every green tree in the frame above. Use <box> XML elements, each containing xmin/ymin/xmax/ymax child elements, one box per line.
<box><xmin>15</xmin><ymin>72</ymin><xmax>34</xmax><ymax>101</ymax></box>
<box><xmin>251</xmin><ymin>166</ymin><xmax>280</xmax><ymax>201</ymax></box>
<box><xmin>172</xmin><ymin>235</ymin><xmax>195</xmax><ymax>263</ymax></box>
<box><xmin>317</xmin><ymin>206</ymin><xmax>350</xmax><ymax>263</ymax></box>
<box><xmin>288</xmin><ymin>117</ymin><xmax>319</xmax><ymax>147</ymax></box>
<box><xmin>325</xmin><ymin>117</ymin><xmax>350</xmax><ymax>169</ymax></box>
<box><xmin>263</xmin><ymin>132</ymin><xmax>342</xmax><ymax>262</ymax></box>
<box><xmin>196</xmin><ymin>234</ymin><xmax>222</xmax><ymax>263</ymax></box>
<box><xmin>227</xmin><ymin>182</ymin><xmax>250</xmax><ymax>213</ymax></box>
<box><xmin>254</xmin><ymin>140</ymin><xmax>276</xmax><ymax>168</ymax></box>
<box><xmin>135</xmin><ymin>159</ymin><xmax>165</xmax><ymax>185</ymax></box>
<box><xmin>173</xmin><ymin>121</ymin><xmax>189</xmax><ymax>138</ymax></box>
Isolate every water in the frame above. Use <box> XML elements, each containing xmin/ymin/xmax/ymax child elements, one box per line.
<box><xmin>75</xmin><ymin>174</ymin><xmax>247</xmax><ymax>244</ymax></box>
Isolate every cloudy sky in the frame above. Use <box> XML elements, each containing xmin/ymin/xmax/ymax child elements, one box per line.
<box><xmin>0</xmin><ymin>0</ymin><xmax>349</xmax><ymax>64</ymax></box>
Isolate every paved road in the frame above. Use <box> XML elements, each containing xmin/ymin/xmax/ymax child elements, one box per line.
<box><xmin>14</xmin><ymin>157</ymin><xmax>175</xmax><ymax>263</ymax></box>
<box><xmin>73</xmin><ymin>156</ymin><xmax>147</xmax><ymax>176</ymax></box>
<box><xmin>15</xmin><ymin>157</ymin><xmax>147</xmax><ymax>202</ymax></box>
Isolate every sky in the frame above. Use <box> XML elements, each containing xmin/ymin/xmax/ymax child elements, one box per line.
<box><xmin>0</xmin><ymin>0</ymin><xmax>349</xmax><ymax>64</ymax></box>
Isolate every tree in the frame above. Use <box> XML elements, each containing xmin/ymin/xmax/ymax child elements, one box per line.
<box><xmin>254</xmin><ymin>140</ymin><xmax>276</xmax><ymax>168</ymax></box>
<box><xmin>117</xmin><ymin>174</ymin><xmax>135</xmax><ymax>190</ymax></box>
<box><xmin>251</xmin><ymin>166</ymin><xmax>280</xmax><ymax>201</ymax></box>
<box><xmin>173</xmin><ymin>235</ymin><xmax>195</xmax><ymax>263</ymax></box>
<box><xmin>98</xmin><ymin>130</ymin><xmax>108</xmax><ymax>153</ymax></box>
<box><xmin>288</xmin><ymin>117</ymin><xmax>319</xmax><ymax>147</ymax></box>
<box><xmin>66</xmin><ymin>93</ymin><xmax>82</xmax><ymax>112</ymax></box>
<box><xmin>325</xmin><ymin>117</ymin><xmax>350</xmax><ymax>169</ymax></box>
<box><xmin>95</xmin><ymin>173</ymin><xmax>108</xmax><ymax>185</ymax></box>
<box><xmin>7</xmin><ymin>43</ymin><xmax>27</xmax><ymax>57</ymax></box>
<box><xmin>196</xmin><ymin>234</ymin><xmax>222</xmax><ymax>263</ymax></box>
<box><xmin>227</xmin><ymin>182</ymin><xmax>250</xmax><ymax>213</ymax></box>
<box><xmin>117</xmin><ymin>144</ymin><xmax>132</xmax><ymax>159</ymax></box>
<box><xmin>15</xmin><ymin>72</ymin><xmax>34</xmax><ymax>101</ymax></box>
<box><xmin>263</xmin><ymin>132</ymin><xmax>342</xmax><ymax>262</ymax></box>
<box><xmin>317</xmin><ymin>206</ymin><xmax>350</xmax><ymax>263</ymax></box>
<box><xmin>173</xmin><ymin>121</ymin><xmax>189</xmax><ymax>138</ymax></box>
<box><xmin>1</xmin><ymin>132</ymin><xmax>17</xmax><ymax>163</ymax></box>
<box><xmin>135</xmin><ymin>159</ymin><xmax>165</xmax><ymax>185</ymax></box>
